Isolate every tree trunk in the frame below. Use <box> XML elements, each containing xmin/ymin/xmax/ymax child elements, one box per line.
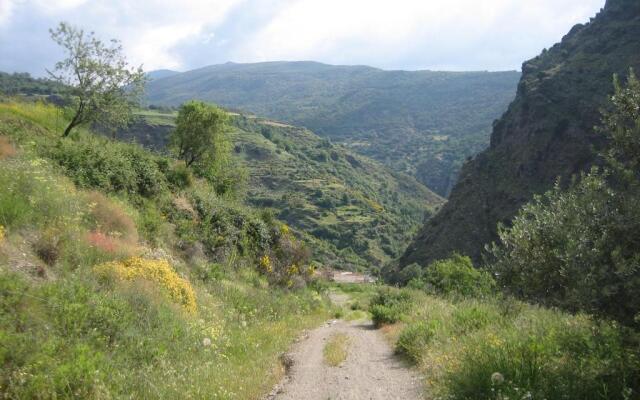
<box><xmin>62</xmin><ymin>120</ymin><xmax>77</xmax><ymax>137</ymax></box>
<box><xmin>62</xmin><ymin>101</ymin><xmax>84</xmax><ymax>137</ymax></box>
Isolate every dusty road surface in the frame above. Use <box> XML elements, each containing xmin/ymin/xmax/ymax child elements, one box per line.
<box><xmin>269</xmin><ymin>316</ymin><xmax>423</xmax><ymax>400</ymax></box>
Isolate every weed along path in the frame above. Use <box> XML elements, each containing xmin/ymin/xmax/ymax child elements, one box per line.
<box><xmin>268</xmin><ymin>293</ymin><xmax>423</xmax><ymax>400</ymax></box>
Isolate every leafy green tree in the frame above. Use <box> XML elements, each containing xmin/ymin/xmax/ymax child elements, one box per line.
<box><xmin>170</xmin><ymin>101</ymin><xmax>230</xmax><ymax>168</ymax></box>
<box><xmin>489</xmin><ymin>70</ymin><xmax>640</xmax><ymax>326</ymax></box>
<box><xmin>48</xmin><ymin>22</ymin><xmax>145</xmax><ymax>137</ymax></box>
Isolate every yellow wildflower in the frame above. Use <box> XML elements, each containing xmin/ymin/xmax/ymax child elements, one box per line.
<box><xmin>0</xmin><ymin>225</ymin><xmax>5</xmax><ymax>243</ymax></box>
<box><xmin>94</xmin><ymin>257</ymin><xmax>197</xmax><ymax>313</ymax></box>
<box><xmin>259</xmin><ymin>255</ymin><xmax>273</xmax><ymax>273</ymax></box>
<box><xmin>280</xmin><ymin>224</ymin><xmax>290</xmax><ymax>236</ymax></box>
<box><xmin>287</xmin><ymin>264</ymin><xmax>299</xmax><ymax>275</ymax></box>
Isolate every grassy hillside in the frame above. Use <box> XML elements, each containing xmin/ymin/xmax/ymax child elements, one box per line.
<box><xmin>118</xmin><ymin>109</ymin><xmax>444</xmax><ymax>270</ymax></box>
<box><xmin>0</xmin><ymin>100</ymin><xmax>335</xmax><ymax>398</ymax></box>
<box><xmin>145</xmin><ymin>62</ymin><xmax>520</xmax><ymax>196</ymax></box>
<box><xmin>400</xmin><ymin>0</ymin><xmax>640</xmax><ymax>267</ymax></box>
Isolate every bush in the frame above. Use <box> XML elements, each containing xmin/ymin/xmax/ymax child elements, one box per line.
<box><xmin>94</xmin><ymin>257</ymin><xmax>197</xmax><ymax>313</ymax></box>
<box><xmin>369</xmin><ymin>288</ymin><xmax>412</xmax><ymax>326</ymax></box>
<box><xmin>164</xmin><ymin>163</ymin><xmax>193</xmax><ymax>190</ymax></box>
<box><xmin>420</xmin><ymin>254</ymin><xmax>495</xmax><ymax>298</ymax></box>
<box><xmin>396</xmin><ymin>320</ymin><xmax>438</xmax><ymax>363</ymax></box>
<box><xmin>48</xmin><ymin>134</ymin><xmax>168</xmax><ymax>197</ymax></box>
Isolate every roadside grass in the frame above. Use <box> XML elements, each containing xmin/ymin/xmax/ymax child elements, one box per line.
<box><xmin>323</xmin><ymin>333</ymin><xmax>350</xmax><ymax>367</ymax></box>
<box><xmin>371</xmin><ymin>287</ymin><xmax>640</xmax><ymax>400</ymax></box>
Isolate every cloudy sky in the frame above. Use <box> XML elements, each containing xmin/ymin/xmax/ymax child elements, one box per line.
<box><xmin>0</xmin><ymin>0</ymin><xmax>604</xmax><ymax>76</ymax></box>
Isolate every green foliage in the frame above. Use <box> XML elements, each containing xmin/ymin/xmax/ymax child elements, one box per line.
<box><xmin>170</xmin><ymin>100</ymin><xmax>230</xmax><ymax>168</ymax></box>
<box><xmin>48</xmin><ymin>22</ymin><xmax>145</xmax><ymax>137</ymax></box>
<box><xmin>0</xmin><ymin>72</ymin><xmax>65</xmax><ymax>96</ymax></box>
<box><xmin>124</xmin><ymin>109</ymin><xmax>443</xmax><ymax>269</ymax></box>
<box><xmin>410</xmin><ymin>254</ymin><xmax>495</xmax><ymax>298</ymax></box>
<box><xmin>442</xmin><ymin>310</ymin><xmax>638</xmax><ymax>400</ymax></box>
<box><xmin>386</xmin><ymin>291</ymin><xmax>640</xmax><ymax>400</ymax></box>
<box><xmin>369</xmin><ymin>288</ymin><xmax>412</xmax><ymax>326</ymax></box>
<box><xmin>396</xmin><ymin>320</ymin><xmax>438</xmax><ymax>363</ymax></box>
<box><xmin>145</xmin><ymin>61</ymin><xmax>520</xmax><ymax>196</ymax></box>
<box><xmin>0</xmin><ymin>100</ymin><xmax>332</xmax><ymax>399</ymax></box>
<box><xmin>47</xmin><ymin>134</ymin><xmax>168</xmax><ymax>197</ymax></box>
<box><xmin>489</xmin><ymin>72</ymin><xmax>640</xmax><ymax>326</ymax></box>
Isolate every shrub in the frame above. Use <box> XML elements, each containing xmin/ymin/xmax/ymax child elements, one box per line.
<box><xmin>396</xmin><ymin>320</ymin><xmax>438</xmax><ymax>363</ymax></box>
<box><xmin>369</xmin><ymin>288</ymin><xmax>412</xmax><ymax>326</ymax></box>
<box><xmin>94</xmin><ymin>257</ymin><xmax>197</xmax><ymax>313</ymax></box>
<box><xmin>489</xmin><ymin>73</ymin><xmax>640</xmax><ymax>326</ymax></box>
<box><xmin>164</xmin><ymin>163</ymin><xmax>193</xmax><ymax>190</ymax></box>
<box><xmin>34</xmin><ymin>228</ymin><xmax>62</xmax><ymax>266</ymax></box>
<box><xmin>421</xmin><ymin>254</ymin><xmax>494</xmax><ymax>298</ymax></box>
<box><xmin>48</xmin><ymin>135</ymin><xmax>168</xmax><ymax>197</ymax></box>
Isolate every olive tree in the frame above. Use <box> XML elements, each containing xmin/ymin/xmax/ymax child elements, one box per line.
<box><xmin>48</xmin><ymin>22</ymin><xmax>146</xmax><ymax>137</ymax></box>
<box><xmin>170</xmin><ymin>100</ymin><xmax>230</xmax><ymax>168</ymax></box>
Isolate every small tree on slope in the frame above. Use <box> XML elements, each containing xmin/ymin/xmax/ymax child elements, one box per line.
<box><xmin>48</xmin><ymin>22</ymin><xmax>146</xmax><ymax>137</ymax></box>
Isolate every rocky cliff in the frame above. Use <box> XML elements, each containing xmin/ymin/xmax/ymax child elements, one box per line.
<box><xmin>400</xmin><ymin>0</ymin><xmax>640</xmax><ymax>267</ymax></box>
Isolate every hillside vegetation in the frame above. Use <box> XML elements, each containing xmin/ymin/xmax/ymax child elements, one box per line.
<box><xmin>145</xmin><ymin>62</ymin><xmax>520</xmax><ymax>196</ymax></box>
<box><xmin>401</xmin><ymin>0</ymin><xmax>640</xmax><ymax>267</ymax></box>
<box><xmin>117</xmin><ymin>109</ymin><xmax>443</xmax><ymax>270</ymax></box>
<box><xmin>338</xmin><ymin>267</ymin><xmax>639</xmax><ymax>400</ymax></box>
<box><xmin>0</xmin><ymin>100</ymin><xmax>335</xmax><ymax>398</ymax></box>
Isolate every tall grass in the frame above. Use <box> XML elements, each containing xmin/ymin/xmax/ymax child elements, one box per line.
<box><xmin>385</xmin><ymin>291</ymin><xmax>640</xmax><ymax>400</ymax></box>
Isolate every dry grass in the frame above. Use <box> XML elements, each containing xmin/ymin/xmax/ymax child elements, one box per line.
<box><xmin>323</xmin><ymin>333</ymin><xmax>350</xmax><ymax>367</ymax></box>
<box><xmin>0</xmin><ymin>136</ymin><xmax>16</xmax><ymax>159</ymax></box>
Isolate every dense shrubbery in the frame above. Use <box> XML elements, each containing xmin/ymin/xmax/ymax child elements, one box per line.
<box><xmin>369</xmin><ymin>288</ymin><xmax>413</xmax><ymax>326</ymax></box>
<box><xmin>48</xmin><ymin>134</ymin><xmax>169</xmax><ymax>197</ymax></box>
<box><xmin>398</xmin><ymin>254</ymin><xmax>495</xmax><ymax>298</ymax></box>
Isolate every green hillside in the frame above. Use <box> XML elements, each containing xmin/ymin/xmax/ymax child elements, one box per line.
<box><xmin>400</xmin><ymin>0</ymin><xmax>640</xmax><ymax>267</ymax></box>
<box><xmin>145</xmin><ymin>62</ymin><xmax>520</xmax><ymax>196</ymax></box>
<box><xmin>118</xmin><ymin>109</ymin><xmax>443</xmax><ymax>270</ymax></box>
<box><xmin>0</xmin><ymin>100</ymin><xmax>334</xmax><ymax>398</ymax></box>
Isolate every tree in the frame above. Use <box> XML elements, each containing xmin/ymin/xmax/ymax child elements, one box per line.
<box><xmin>48</xmin><ymin>22</ymin><xmax>145</xmax><ymax>137</ymax></box>
<box><xmin>170</xmin><ymin>100</ymin><xmax>230</xmax><ymax>168</ymax></box>
<box><xmin>488</xmin><ymin>70</ymin><xmax>640</xmax><ymax>326</ymax></box>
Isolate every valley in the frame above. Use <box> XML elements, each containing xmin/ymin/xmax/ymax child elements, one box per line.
<box><xmin>1</xmin><ymin>1</ymin><xmax>640</xmax><ymax>399</ymax></box>
<box><xmin>145</xmin><ymin>62</ymin><xmax>520</xmax><ymax>196</ymax></box>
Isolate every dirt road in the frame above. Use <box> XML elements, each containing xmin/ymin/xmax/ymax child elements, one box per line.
<box><xmin>269</xmin><ymin>295</ymin><xmax>423</xmax><ymax>400</ymax></box>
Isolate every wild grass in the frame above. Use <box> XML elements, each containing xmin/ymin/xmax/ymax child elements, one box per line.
<box><xmin>323</xmin><ymin>333</ymin><xmax>350</xmax><ymax>367</ymax></box>
<box><xmin>383</xmin><ymin>290</ymin><xmax>640</xmax><ymax>400</ymax></box>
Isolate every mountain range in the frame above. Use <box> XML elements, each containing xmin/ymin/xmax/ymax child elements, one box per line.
<box><xmin>145</xmin><ymin>62</ymin><xmax>520</xmax><ymax>196</ymax></box>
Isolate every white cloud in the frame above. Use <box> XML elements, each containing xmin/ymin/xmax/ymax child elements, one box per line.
<box><xmin>235</xmin><ymin>0</ymin><xmax>603</xmax><ymax>70</ymax></box>
<box><xmin>0</xmin><ymin>0</ymin><xmax>16</xmax><ymax>27</ymax></box>
<box><xmin>0</xmin><ymin>0</ymin><xmax>606</xmax><ymax>74</ymax></box>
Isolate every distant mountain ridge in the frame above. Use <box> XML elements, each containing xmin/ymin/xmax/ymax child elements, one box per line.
<box><xmin>400</xmin><ymin>0</ymin><xmax>640</xmax><ymax>268</ymax></box>
<box><xmin>145</xmin><ymin>61</ymin><xmax>520</xmax><ymax>196</ymax></box>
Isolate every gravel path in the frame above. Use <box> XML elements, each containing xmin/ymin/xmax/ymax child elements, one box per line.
<box><xmin>269</xmin><ymin>317</ymin><xmax>423</xmax><ymax>400</ymax></box>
